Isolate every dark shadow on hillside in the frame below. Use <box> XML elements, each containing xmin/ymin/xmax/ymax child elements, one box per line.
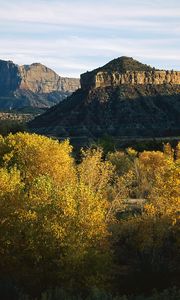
<box><xmin>28</xmin><ymin>87</ymin><xmax>180</xmax><ymax>147</ymax></box>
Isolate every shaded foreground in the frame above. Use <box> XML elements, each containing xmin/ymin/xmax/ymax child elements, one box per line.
<box><xmin>0</xmin><ymin>133</ymin><xmax>179</xmax><ymax>299</ymax></box>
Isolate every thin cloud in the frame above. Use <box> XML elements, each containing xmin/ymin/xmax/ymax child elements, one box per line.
<box><xmin>0</xmin><ymin>1</ymin><xmax>179</xmax><ymax>27</ymax></box>
<box><xmin>0</xmin><ymin>36</ymin><xmax>179</xmax><ymax>76</ymax></box>
<box><xmin>0</xmin><ymin>0</ymin><xmax>179</xmax><ymax>76</ymax></box>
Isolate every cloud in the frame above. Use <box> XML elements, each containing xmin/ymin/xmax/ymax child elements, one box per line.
<box><xmin>0</xmin><ymin>1</ymin><xmax>179</xmax><ymax>28</ymax></box>
<box><xmin>0</xmin><ymin>35</ymin><xmax>179</xmax><ymax>76</ymax></box>
<box><xmin>0</xmin><ymin>0</ymin><xmax>179</xmax><ymax>76</ymax></box>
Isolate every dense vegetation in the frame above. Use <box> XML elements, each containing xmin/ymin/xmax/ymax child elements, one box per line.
<box><xmin>0</xmin><ymin>119</ymin><xmax>27</xmax><ymax>136</ymax></box>
<box><xmin>90</xmin><ymin>57</ymin><xmax>154</xmax><ymax>75</ymax></box>
<box><xmin>0</xmin><ymin>111</ymin><xmax>35</xmax><ymax>137</ymax></box>
<box><xmin>0</xmin><ymin>133</ymin><xmax>179</xmax><ymax>299</ymax></box>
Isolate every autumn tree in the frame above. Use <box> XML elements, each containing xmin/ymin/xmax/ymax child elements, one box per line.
<box><xmin>0</xmin><ymin>133</ymin><xmax>110</xmax><ymax>293</ymax></box>
<box><xmin>112</xmin><ymin>149</ymin><xmax>180</xmax><ymax>290</ymax></box>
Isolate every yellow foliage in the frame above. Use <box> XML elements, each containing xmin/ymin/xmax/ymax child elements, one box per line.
<box><xmin>146</xmin><ymin>160</ymin><xmax>180</xmax><ymax>219</ymax></box>
<box><xmin>0</xmin><ymin>133</ymin><xmax>110</xmax><ymax>290</ymax></box>
<box><xmin>107</xmin><ymin>150</ymin><xmax>133</xmax><ymax>176</ymax></box>
<box><xmin>0</xmin><ymin>132</ymin><xmax>75</xmax><ymax>186</ymax></box>
<box><xmin>79</xmin><ymin>147</ymin><xmax>114</xmax><ymax>197</ymax></box>
<box><xmin>0</xmin><ymin>133</ymin><xmax>179</xmax><ymax>292</ymax></box>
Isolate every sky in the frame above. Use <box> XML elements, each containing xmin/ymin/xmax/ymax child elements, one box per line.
<box><xmin>0</xmin><ymin>0</ymin><xmax>179</xmax><ymax>78</ymax></box>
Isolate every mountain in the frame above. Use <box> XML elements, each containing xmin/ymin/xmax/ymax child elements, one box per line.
<box><xmin>86</xmin><ymin>56</ymin><xmax>154</xmax><ymax>75</ymax></box>
<box><xmin>0</xmin><ymin>59</ymin><xmax>80</xmax><ymax>113</ymax></box>
<box><xmin>29</xmin><ymin>56</ymin><xmax>180</xmax><ymax>144</ymax></box>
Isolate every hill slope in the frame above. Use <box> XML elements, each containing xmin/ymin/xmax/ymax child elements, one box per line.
<box><xmin>29</xmin><ymin>57</ymin><xmax>180</xmax><ymax>143</ymax></box>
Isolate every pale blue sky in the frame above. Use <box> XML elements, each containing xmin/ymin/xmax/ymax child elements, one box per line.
<box><xmin>0</xmin><ymin>0</ymin><xmax>179</xmax><ymax>77</ymax></box>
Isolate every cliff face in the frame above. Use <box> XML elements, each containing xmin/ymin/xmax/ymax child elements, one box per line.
<box><xmin>81</xmin><ymin>70</ymin><xmax>180</xmax><ymax>90</ymax></box>
<box><xmin>0</xmin><ymin>60</ymin><xmax>20</xmax><ymax>96</ymax></box>
<box><xmin>0</xmin><ymin>59</ymin><xmax>80</xmax><ymax>112</ymax></box>
<box><xmin>19</xmin><ymin>63</ymin><xmax>80</xmax><ymax>93</ymax></box>
<box><xmin>29</xmin><ymin>56</ymin><xmax>180</xmax><ymax>143</ymax></box>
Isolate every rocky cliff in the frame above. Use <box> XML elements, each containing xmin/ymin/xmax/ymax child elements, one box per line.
<box><xmin>81</xmin><ymin>70</ymin><xmax>180</xmax><ymax>90</ymax></box>
<box><xmin>0</xmin><ymin>59</ymin><xmax>80</xmax><ymax>113</ymax></box>
<box><xmin>19</xmin><ymin>63</ymin><xmax>80</xmax><ymax>93</ymax></box>
<box><xmin>81</xmin><ymin>57</ymin><xmax>180</xmax><ymax>89</ymax></box>
<box><xmin>0</xmin><ymin>60</ymin><xmax>20</xmax><ymax>95</ymax></box>
<box><xmin>29</xmin><ymin>57</ymin><xmax>180</xmax><ymax>143</ymax></box>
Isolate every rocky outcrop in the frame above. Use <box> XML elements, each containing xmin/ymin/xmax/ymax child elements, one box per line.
<box><xmin>81</xmin><ymin>70</ymin><xmax>180</xmax><ymax>90</ymax></box>
<box><xmin>80</xmin><ymin>57</ymin><xmax>180</xmax><ymax>90</ymax></box>
<box><xmin>0</xmin><ymin>59</ymin><xmax>80</xmax><ymax>112</ymax></box>
<box><xmin>29</xmin><ymin>56</ymin><xmax>180</xmax><ymax>144</ymax></box>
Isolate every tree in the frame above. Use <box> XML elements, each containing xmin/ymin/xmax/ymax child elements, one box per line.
<box><xmin>0</xmin><ymin>132</ymin><xmax>75</xmax><ymax>186</ymax></box>
<box><xmin>111</xmin><ymin>149</ymin><xmax>180</xmax><ymax>286</ymax></box>
<box><xmin>0</xmin><ymin>133</ymin><xmax>110</xmax><ymax>293</ymax></box>
<box><xmin>78</xmin><ymin>147</ymin><xmax>114</xmax><ymax>198</ymax></box>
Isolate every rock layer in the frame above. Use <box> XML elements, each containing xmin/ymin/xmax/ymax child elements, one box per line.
<box><xmin>81</xmin><ymin>70</ymin><xmax>180</xmax><ymax>90</ymax></box>
<box><xmin>80</xmin><ymin>57</ymin><xmax>180</xmax><ymax>90</ymax></box>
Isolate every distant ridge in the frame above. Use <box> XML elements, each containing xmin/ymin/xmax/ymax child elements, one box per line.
<box><xmin>0</xmin><ymin>59</ymin><xmax>80</xmax><ymax>114</ymax></box>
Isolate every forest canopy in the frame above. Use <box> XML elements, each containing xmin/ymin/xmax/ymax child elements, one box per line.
<box><xmin>0</xmin><ymin>133</ymin><xmax>179</xmax><ymax>299</ymax></box>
